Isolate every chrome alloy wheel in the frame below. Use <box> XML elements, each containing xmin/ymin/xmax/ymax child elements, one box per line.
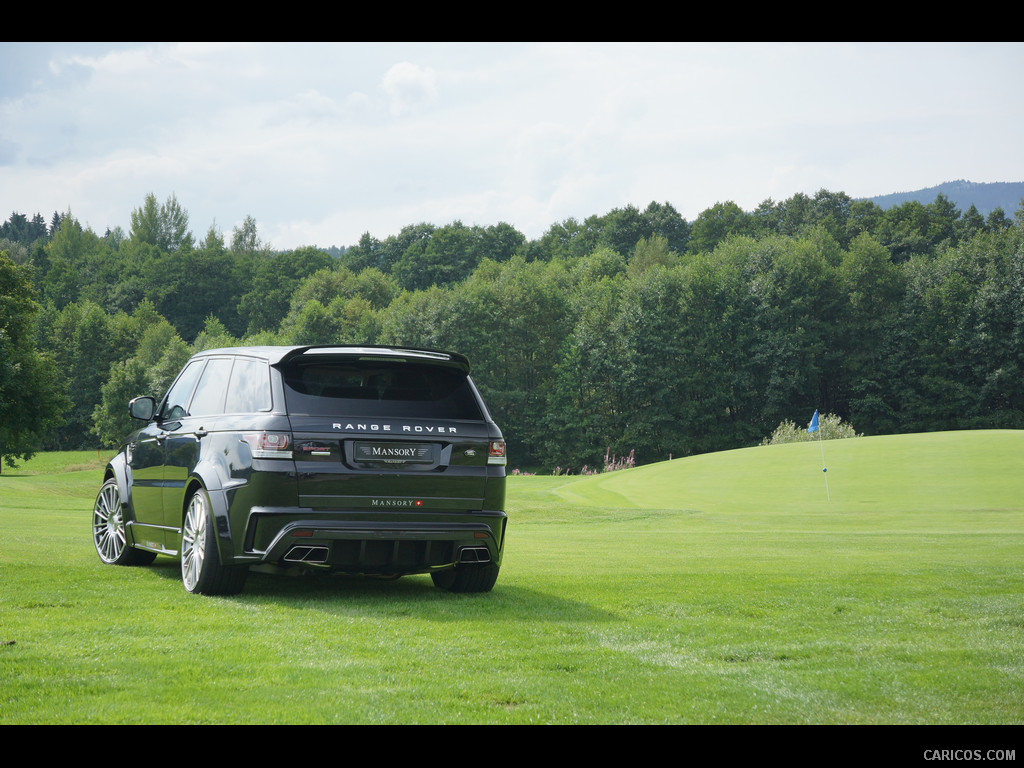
<box><xmin>181</xmin><ymin>491</ymin><xmax>208</xmax><ymax>593</ymax></box>
<box><xmin>93</xmin><ymin>480</ymin><xmax>127</xmax><ymax>564</ymax></box>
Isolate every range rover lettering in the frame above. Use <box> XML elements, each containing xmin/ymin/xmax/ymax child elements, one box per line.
<box><xmin>92</xmin><ymin>346</ymin><xmax>507</xmax><ymax>595</ymax></box>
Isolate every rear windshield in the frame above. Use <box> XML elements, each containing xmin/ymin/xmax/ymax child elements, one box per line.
<box><xmin>280</xmin><ymin>360</ymin><xmax>484</xmax><ymax>420</ymax></box>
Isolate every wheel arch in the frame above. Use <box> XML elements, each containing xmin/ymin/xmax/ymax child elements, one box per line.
<box><xmin>181</xmin><ymin>468</ymin><xmax>237</xmax><ymax>564</ymax></box>
<box><xmin>104</xmin><ymin>453</ymin><xmax>139</xmax><ymax>545</ymax></box>
<box><xmin>105</xmin><ymin>453</ymin><xmax>129</xmax><ymax>504</ymax></box>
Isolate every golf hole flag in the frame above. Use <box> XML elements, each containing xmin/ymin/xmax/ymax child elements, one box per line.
<box><xmin>808</xmin><ymin>409</ymin><xmax>829</xmax><ymax>500</ymax></box>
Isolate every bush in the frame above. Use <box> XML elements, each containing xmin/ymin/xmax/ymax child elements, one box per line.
<box><xmin>761</xmin><ymin>413</ymin><xmax>861</xmax><ymax>445</ymax></box>
<box><xmin>552</xmin><ymin>448</ymin><xmax>637</xmax><ymax>475</ymax></box>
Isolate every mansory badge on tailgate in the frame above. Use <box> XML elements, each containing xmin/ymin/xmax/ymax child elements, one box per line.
<box><xmin>92</xmin><ymin>345</ymin><xmax>507</xmax><ymax>595</ymax></box>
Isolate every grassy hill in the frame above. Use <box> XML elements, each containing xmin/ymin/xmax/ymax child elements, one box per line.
<box><xmin>538</xmin><ymin>429</ymin><xmax>1024</xmax><ymax>516</ymax></box>
<box><xmin>1</xmin><ymin>432</ymin><xmax>1021</xmax><ymax>724</ymax></box>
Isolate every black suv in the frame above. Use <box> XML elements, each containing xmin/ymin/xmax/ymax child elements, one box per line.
<box><xmin>92</xmin><ymin>346</ymin><xmax>507</xmax><ymax>595</ymax></box>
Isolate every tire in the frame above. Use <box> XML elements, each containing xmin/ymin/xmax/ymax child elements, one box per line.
<box><xmin>92</xmin><ymin>479</ymin><xmax>157</xmax><ymax>566</ymax></box>
<box><xmin>431</xmin><ymin>562</ymin><xmax>500</xmax><ymax>593</ymax></box>
<box><xmin>180</xmin><ymin>488</ymin><xmax>247</xmax><ymax>596</ymax></box>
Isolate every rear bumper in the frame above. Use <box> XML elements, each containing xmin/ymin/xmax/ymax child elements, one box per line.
<box><xmin>235</xmin><ymin>506</ymin><xmax>506</xmax><ymax>575</ymax></box>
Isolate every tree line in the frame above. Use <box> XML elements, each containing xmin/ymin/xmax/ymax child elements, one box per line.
<box><xmin>1</xmin><ymin>189</ymin><xmax>1022</xmax><ymax>472</ymax></box>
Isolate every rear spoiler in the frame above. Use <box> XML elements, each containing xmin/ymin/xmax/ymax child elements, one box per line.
<box><xmin>273</xmin><ymin>345</ymin><xmax>471</xmax><ymax>373</ymax></box>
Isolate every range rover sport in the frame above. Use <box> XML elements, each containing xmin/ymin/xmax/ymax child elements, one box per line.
<box><xmin>91</xmin><ymin>345</ymin><xmax>507</xmax><ymax>595</ymax></box>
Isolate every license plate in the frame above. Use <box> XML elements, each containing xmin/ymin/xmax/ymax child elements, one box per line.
<box><xmin>353</xmin><ymin>441</ymin><xmax>435</xmax><ymax>464</ymax></box>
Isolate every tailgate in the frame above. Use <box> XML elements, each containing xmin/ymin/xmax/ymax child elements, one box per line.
<box><xmin>288</xmin><ymin>416</ymin><xmax>493</xmax><ymax>511</ymax></box>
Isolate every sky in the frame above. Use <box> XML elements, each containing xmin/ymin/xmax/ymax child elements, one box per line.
<box><xmin>2</xmin><ymin>42</ymin><xmax>1022</xmax><ymax>252</ymax></box>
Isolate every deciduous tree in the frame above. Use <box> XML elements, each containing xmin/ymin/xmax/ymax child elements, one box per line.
<box><xmin>0</xmin><ymin>254</ymin><xmax>66</xmax><ymax>470</ymax></box>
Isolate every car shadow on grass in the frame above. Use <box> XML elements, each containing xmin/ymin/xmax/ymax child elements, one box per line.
<box><xmin>145</xmin><ymin>556</ymin><xmax>614</xmax><ymax>624</ymax></box>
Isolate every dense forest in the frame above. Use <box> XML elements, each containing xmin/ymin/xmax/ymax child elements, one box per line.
<box><xmin>2</xmin><ymin>188</ymin><xmax>1023</xmax><ymax>472</ymax></box>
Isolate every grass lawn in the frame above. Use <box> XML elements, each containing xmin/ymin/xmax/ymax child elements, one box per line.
<box><xmin>1</xmin><ymin>432</ymin><xmax>1022</xmax><ymax>724</ymax></box>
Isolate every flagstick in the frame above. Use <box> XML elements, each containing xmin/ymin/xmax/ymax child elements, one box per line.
<box><xmin>817</xmin><ymin>429</ymin><xmax>830</xmax><ymax>501</ymax></box>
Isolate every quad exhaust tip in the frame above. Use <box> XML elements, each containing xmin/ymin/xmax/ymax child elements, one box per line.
<box><xmin>459</xmin><ymin>547</ymin><xmax>491</xmax><ymax>564</ymax></box>
<box><xmin>284</xmin><ymin>544</ymin><xmax>489</xmax><ymax>566</ymax></box>
<box><xmin>284</xmin><ymin>545</ymin><xmax>330</xmax><ymax>564</ymax></box>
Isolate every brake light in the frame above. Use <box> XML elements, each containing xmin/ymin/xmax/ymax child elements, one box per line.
<box><xmin>487</xmin><ymin>439</ymin><xmax>506</xmax><ymax>465</ymax></box>
<box><xmin>242</xmin><ymin>432</ymin><xmax>293</xmax><ymax>459</ymax></box>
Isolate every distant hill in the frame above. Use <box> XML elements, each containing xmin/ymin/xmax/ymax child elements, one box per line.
<box><xmin>866</xmin><ymin>179</ymin><xmax>1024</xmax><ymax>216</ymax></box>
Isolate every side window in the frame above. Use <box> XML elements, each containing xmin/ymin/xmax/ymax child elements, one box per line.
<box><xmin>162</xmin><ymin>360</ymin><xmax>205</xmax><ymax>421</ymax></box>
<box><xmin>225</xmin><ymin>358</ymin><xmax>271</xmax><ymax>413</ymax></box>
<box><xmin>188</xmin><ymin>358</ymin><xmax>234</xmax><ymax>417</ymax></box>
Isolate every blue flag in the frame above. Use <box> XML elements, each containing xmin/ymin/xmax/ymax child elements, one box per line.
<box><xmin>808</xmin><ymin>410</ymin><xmax>819</xmax><ymax>433</ymax></box>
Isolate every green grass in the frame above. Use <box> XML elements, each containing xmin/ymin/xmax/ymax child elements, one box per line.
<box><xmin>0</xmin><ymin>449</ymin><xmax>113</xmax><ymax>478</ymax></box>
<box><xmin>1</xmin><ymin>431</ymin><xmax>1022</xmax><ymax>723</ymax></box>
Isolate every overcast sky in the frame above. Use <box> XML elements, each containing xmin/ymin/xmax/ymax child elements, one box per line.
<box><xmin>2</xmin><ymin>42</ymin><xmax>1022</xmax><ymax>251</ymax></box>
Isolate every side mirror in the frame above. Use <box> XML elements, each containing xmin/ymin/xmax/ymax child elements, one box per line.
<box><xmin>129</xmin><ymin>396</ymin><xmax>156</xmax><ymax>422</ymax></box>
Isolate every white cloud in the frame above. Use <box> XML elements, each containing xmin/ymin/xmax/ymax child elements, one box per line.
<box><xmin>380</xmin><ymin>61</ymin><xmax>438</xmax><ymax>117</ymax></box>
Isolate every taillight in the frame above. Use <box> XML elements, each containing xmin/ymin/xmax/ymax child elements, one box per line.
<box><xmin>487</xmin><ymin>439</ymin><xmax>506</xmax><ymax>465</ymax></box>
<box><xmin>242</xmin><ymin>432</ymin><xmax>293</xmax><ymax>459</ymax></box>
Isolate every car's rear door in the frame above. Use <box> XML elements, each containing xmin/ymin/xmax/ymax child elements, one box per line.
<box><xmin>160</xmin><ymin>356</ymin><xmax>234</xmax><ymax>531</ymax></box>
